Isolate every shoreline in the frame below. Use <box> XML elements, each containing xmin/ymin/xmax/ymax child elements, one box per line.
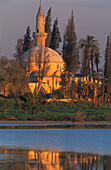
<box><xmin>0</xmin><ymin>120</ymin><xmax>111</xmax><ymax>124</ymax></box>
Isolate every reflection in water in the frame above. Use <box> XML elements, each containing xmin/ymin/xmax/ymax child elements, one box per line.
<box><xmin>0</xmin><ymin>149</ymin><xmax>111</xmax><ymax>170</ymax></box>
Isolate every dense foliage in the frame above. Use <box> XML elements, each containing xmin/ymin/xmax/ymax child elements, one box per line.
<box><xmin>0</xmin><ymin>96</ymin><xmax>110</xmax><ymax>121</ymax></box>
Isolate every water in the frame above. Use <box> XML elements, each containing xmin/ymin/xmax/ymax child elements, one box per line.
<box><xmin>0</xmin><ymin>149</ymin><xmax>111</xmax><ymax>170</ymax></box>
<box><xmin>0</xmin><ymin>127</ymin><xmax>111</xmax><ymax>169</ymax></box>
<box><xmin>0</xmin><ymin>129</ymin><xmax>111</xmax><ymax>155</ymax></box>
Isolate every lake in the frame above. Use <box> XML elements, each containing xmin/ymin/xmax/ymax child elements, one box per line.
<box><xmin>0</xmin><ymin>124</ymin><xmax>111</xmax><ymax>169</ymax></box>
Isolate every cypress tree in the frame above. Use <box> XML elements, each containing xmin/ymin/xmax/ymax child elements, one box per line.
<box><xmin>14</xmin><ymin>26</ymin><xmax>33</xmax><ymax>65</ymax></box>
<box><xmin>50</xmin><ymin>18</ymin><xmax>61</xmax><ymax>52</ymax></box>
<box><xmin>45</xmin><ymin>7</ymin><xmax>52</xmax><ymax>47</ymax></box>
<box><xmin>13</xmin><ymin>37</ymin><xmax>24</xmax><ymax>62</ymax></box>
<box><xmin>23</xmin><ymin>26</ymin><xmax>31</xmax><ymax>52</ymax></box>
<box><xmin>62</xmin><ymin>10</ymin><xmax>79</xmax><ymax>73</ymax></box>
<box><xmin>104</xmin><ymin>35</ymin><xmax>111</xmax><ymax>79</ymax></box>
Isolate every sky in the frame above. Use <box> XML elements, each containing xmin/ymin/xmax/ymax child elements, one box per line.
<box><xmin>0</xmin><ymin>0</ymin><xmax>111</xmax><ymax>69</ymax></box>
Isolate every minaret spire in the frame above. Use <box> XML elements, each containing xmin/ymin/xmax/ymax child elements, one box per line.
<box><xmin>40</xmin><ymin>0</ymin><xmax>41</xmax><ymax>5</ymax></box>
<box><xmin>33</xmin><ymin>1</ymin><xmax>47</xmax><ymax>46</ymax></box>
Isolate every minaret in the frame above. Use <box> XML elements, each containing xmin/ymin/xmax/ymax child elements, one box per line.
<box><xmin>33</xmin><ymin>2</ymin><xmax>47</xmax><ymax>46</ymax></box>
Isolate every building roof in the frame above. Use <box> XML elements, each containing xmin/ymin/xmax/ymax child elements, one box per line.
<box><xmin>22</xmin><ymin>46</ymin><xmax>64</xmax><ymax>63</ymax></box>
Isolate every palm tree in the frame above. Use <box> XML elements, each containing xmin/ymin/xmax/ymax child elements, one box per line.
<box><xmin>79</xmin><ymin>35</ymin><xmax>99</xmax><ymax>74</ymax></box>
<box><xmin>91</xmin><ymin>47</ymin><xmax>100</xmax><ymax>74</ymax></box>
<box><xmin>81</xmin><ymin>47</ymin><xmax>88</xmax><ymax>76</ymax></box>
<box><xmin>95</xmin><ymin>50</ymin><xmax>101</xmax><ymax>73</ymax></box>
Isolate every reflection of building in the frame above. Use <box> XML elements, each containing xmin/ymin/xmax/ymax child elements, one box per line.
<box><xmin>22</xmin><ymin>3</ymin><xmax>64</xmax><ymax>94</ymax></box>
<box><xmin>0</xmin><ymin>148</ymin><xmax>109</xmax><ymax>170</ymax></box>
<box><xmin>25</xmin><ymin>150</ymin><xmax>101</xmax><ymax>170</ymax></box>
<box><xmin>26</xmin><ymin>150</ymin><xmax>61</xmax><ymax>170</ymax></box>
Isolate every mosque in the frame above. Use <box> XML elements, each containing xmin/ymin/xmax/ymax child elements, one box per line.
<box><xmin>23</xmin><ymin>3</ymin><xmax>64</xmax><ymax>94</ymax></box>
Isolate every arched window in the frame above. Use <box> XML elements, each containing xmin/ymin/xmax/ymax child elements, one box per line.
<box><xmin>47</xmin><ymin>80</ymin><xmax>49</xmax><ymax>86</ymax></box>
<box><xmin>57</xmin><ymin>64</ymin><xmax>59</xmax><ymax>69</ymax></box>
<box><xmin>56</xmin><ymin>79</ymin><xmax>57</xmax><ymax>86</ymax></box>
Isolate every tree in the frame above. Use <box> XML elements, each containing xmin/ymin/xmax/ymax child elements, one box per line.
<box><xmin>13</xmin><ymin>26</ymin><xmax>33</xmax><ymax>64</ymax></box>
<box><xmin>20</xmin><ymin>93</ymin><xmax>38</xmax><ymax>115</ymax></box>
<box><xmin>95</xmin><ymin>50</ymin><xmax>101</xmax><ymax>73</ymax></box>
<box><xmin>45</xmin><ymin>7</ymin><xmax>52</xmax><ymax>47</ymax></box>
<box><xmin>50</xmin><ymin>18</ymin><xmax>61</xmax><ymax>52</ymax></box>
<box><xmin>62</xmin><ymin>10</ymin><xmax>79</xmax><ymax>73</ymax></box>
<box><xmin>0</xmin><ymin>97</ymin><xmax>15</xmax><ymax>114</ymax></box>
<box><xmin>22</xmin><ymin>47</ymin><xmax>51</xmax><ymax>115</ymax></box>
<box><xmin>5</xmin><ymin>60</ymin><xmax>30</xmax><ymax>97</ymax></box>
<box><xmin>80</xmin><ymin>47</ymin><xmax>88</xmax><ymax>76</ymax></box>
<box><xmin>79</xmin><ymin>35</ymin><xmax>99</xmax><ymax>74</ymax></box>
<box><xmin>90</xmin><ymin>49</ymin><xmax>95</xmax><ymax>74</ymax></box>
<box><xmin>60</xmin><ymin>65</ymin><xmax>70</xmax><ymax>98</ymax></box>
<box><xmin>0</xmin><ymin>57</ymin><xmax>9</xmax><ymax>72</ymax></box>
<box><xmin>0</xmin><ymin>57</ymin><xmax>10</xmax><ymax>96</ymax></box>
<box><xmin>23</xmin><ymin>26</ymin><xmax>32</xmax><ymax>52</ymax></box>
<box><xmin>90</xmin><ymin>47</ymin><xmax>100</xmax><ymax>75</ymax></box>
<box><xmin>104</xmin><ymin>35</ymin><xmax>111</xmax><ymax>79</ymax></box>
<box><xmin>13</xmin><ymin>38</ymin><xmax>24</xmax><ymax>62</ymax></box>
<box><xmin>33</xmin><ymin>46</ymin><xmax>50</xmax><ymax>97</ymax></box>
<box><xmin>104</xmin><ymin>78</ymin><xmax>111</xmax><ymax>104</ymax></box>
<box><xmin>0</xmin><ymin>72</ymin><xmax>6</xmax><ymax>96</ymax></box>
<box><xmin>68</xmin><ymin>82</ymin><xmax>77</xmax><ymax>102</ymax></box>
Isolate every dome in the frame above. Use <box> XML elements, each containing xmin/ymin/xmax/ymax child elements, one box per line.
<box><xmin>22</xmin><ymin>46</ymin><xmax>64</xmax><ymax>63</ymax></box>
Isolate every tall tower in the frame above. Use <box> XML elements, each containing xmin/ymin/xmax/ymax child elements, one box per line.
<box><xmin>33</xmin><ymin>3</ymin><xmax>47</xmax><ymax>46</ymax></box>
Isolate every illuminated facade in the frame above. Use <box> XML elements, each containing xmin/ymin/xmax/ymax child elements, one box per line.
<box><xmin>23</xmin><ymin>4</ymin><xmax>64</xmax><ymax>94</ymax></box>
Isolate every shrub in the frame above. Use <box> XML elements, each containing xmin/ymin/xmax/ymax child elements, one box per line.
<box><xmin>0</xmin><ymin>97</ymin><xmax>15</xmax><ymax>114</ymax></box>
<box><xmin>52</xmin><ymin>89</ymin><xmax>64</xmax><ymax>99</ymax></box>
<box><xmin>74</xmin><ymin>111</ymin><xmax>86</xmax><ymax>122</ymax></box>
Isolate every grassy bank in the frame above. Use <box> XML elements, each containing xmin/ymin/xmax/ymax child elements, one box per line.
<box><xmin>0</xmin><ymin>99</ymin><xmax>111</xmax><ymax>121</ymax></box>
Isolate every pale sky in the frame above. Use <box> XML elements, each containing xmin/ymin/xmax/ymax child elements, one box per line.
<box><xmin>0</xmin><ymin>0</ymin><xmax>111</xmax><ymax>69</ymax></box>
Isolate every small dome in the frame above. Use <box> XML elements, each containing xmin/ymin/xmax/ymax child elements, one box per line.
<box><xmin>22</xmin><ymin>46</ymin><xmax>64</xmax><ymax>63</ymax></box>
